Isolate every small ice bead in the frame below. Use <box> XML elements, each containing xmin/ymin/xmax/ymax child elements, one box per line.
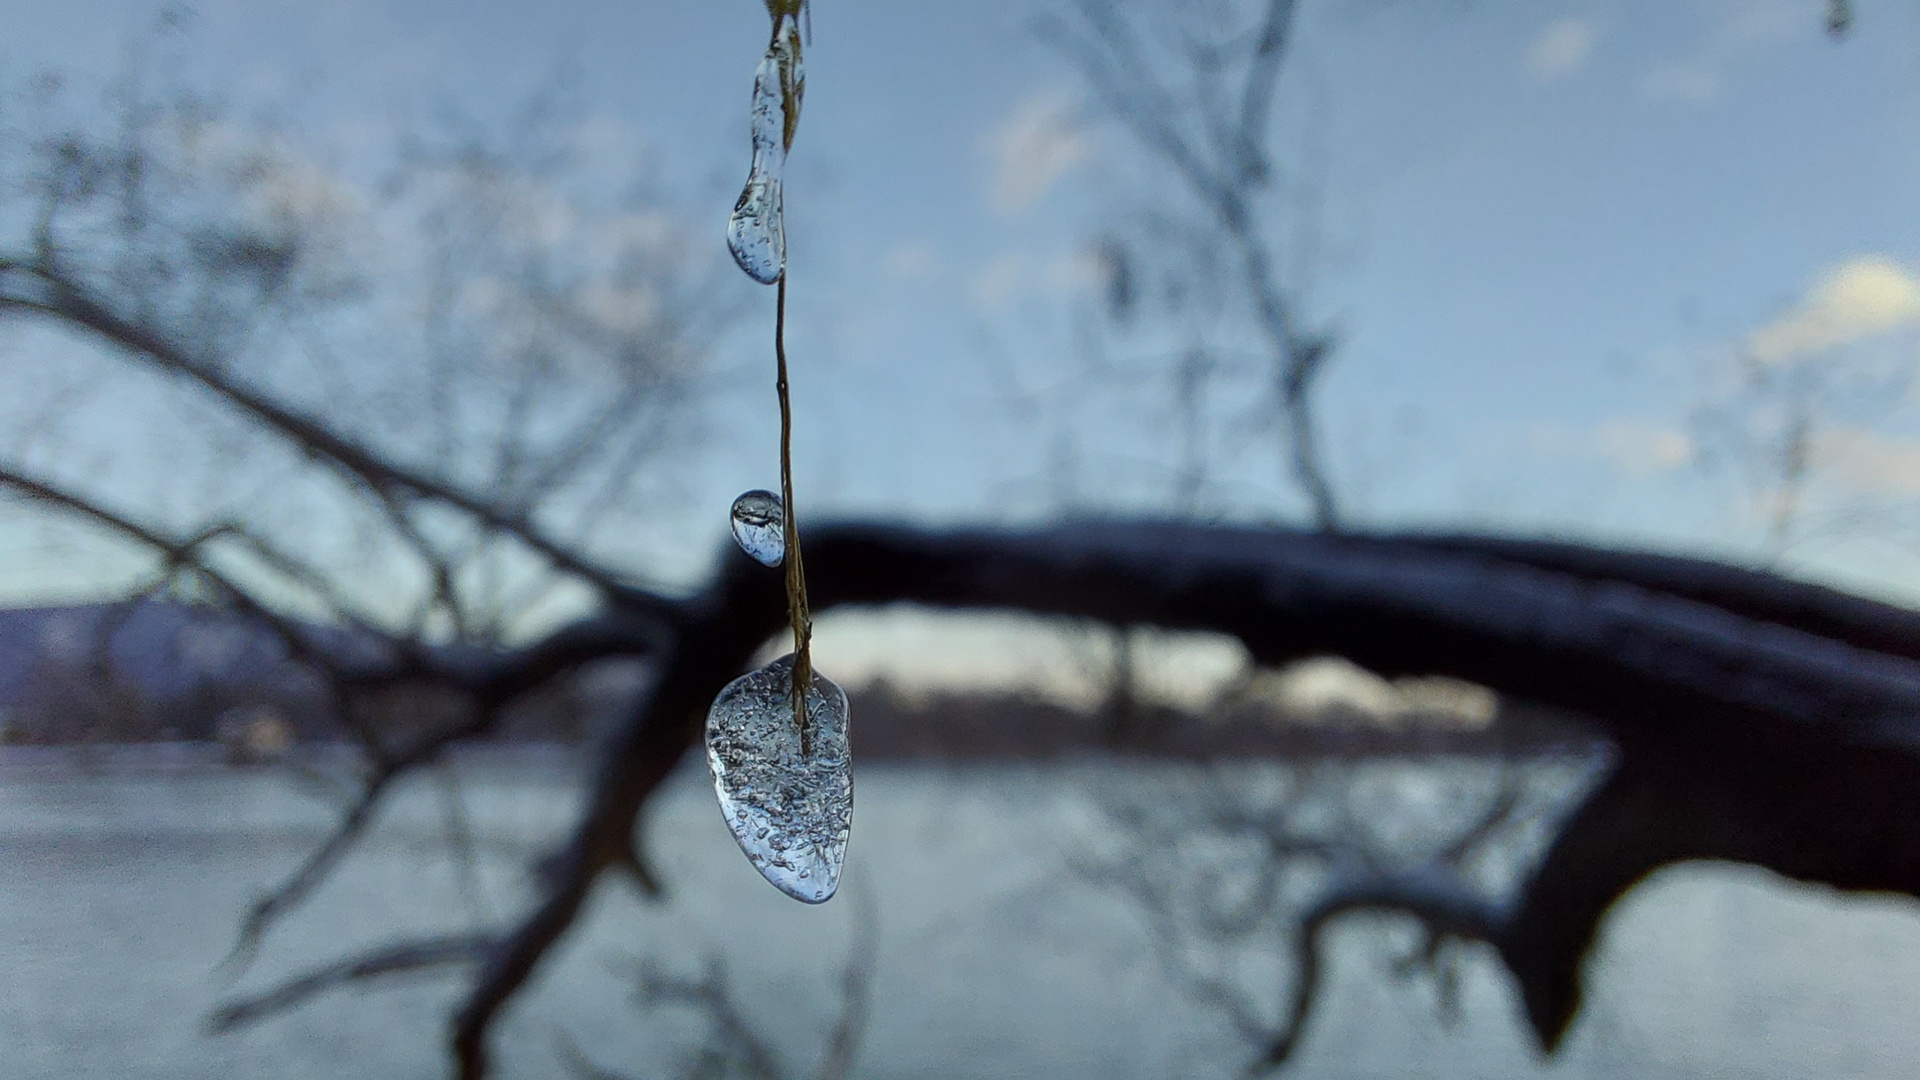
<box><xmin>705</xmin><ymin>654</ymin><xmax>852</xmax><ymax>903</ymax></box>
<box><xmin>729</xmin><ymin>489</ymin><xmax>785</xmax><ymax>566</ymax></box>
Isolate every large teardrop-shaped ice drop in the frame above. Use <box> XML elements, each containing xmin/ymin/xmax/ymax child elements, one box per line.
<box><xmin>729</xmin><ymin>489</ymin><xmax>785</xmax><ymax>566</ymax></box>
<box><xmin>727</xmin><ymin>15</ymin><xmax>804</xmax><ymax>284</ymax></box>
<box><xmin>726</xmin><ymin>157</ymin><xmax>783</xmax><ymax>283</ymax></box>
<box><xmin>706</xmin><ymin>654</ymin><xmax>851</xmax><ymax>903</ymax></box>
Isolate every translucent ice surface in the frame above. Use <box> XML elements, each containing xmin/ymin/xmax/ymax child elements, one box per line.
<box><xmin>728</xmin><ymin>489</ymin><xmax>785</xmax><ymax>566</ymax></box>
<box><xmin>727</xmin><ymin>15</ymin><xmax>804</xmax><ymax>284</ymax></box>
<box><xmin>705</xmin><ymin>654</ymin><xmax>851</xmax><ymax>902</ymax></box>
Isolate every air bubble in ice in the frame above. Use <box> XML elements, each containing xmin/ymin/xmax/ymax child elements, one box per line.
<box><xmin>727</xmin><ymin>15</ymin><xmax>804</xmax><ymax>284</ymax></box>
<box><xmin>705</xmin><ymin>654</ymin><xmax>851</xmax><ymax>903</ymax></box>
<box><xmin>729</xmin><ymin>489</ymin><xmax>785</xmax><ymax>566</ymax></box>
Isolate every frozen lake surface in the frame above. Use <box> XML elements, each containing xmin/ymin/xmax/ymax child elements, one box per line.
<box><xmin>4</xmin><ymin>747</ymin><xmax>1920</xmax><ymax>1079</ymax></box>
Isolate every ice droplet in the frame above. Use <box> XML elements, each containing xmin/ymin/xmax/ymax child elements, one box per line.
<box><xmin>727</xmin><ymin>16</ymin><xmax>805</xmax><ymax>285</ymax></box>
<box><xmin>729</xmin><ymin>489</ymin><xmax>785</xmax><ymax>566</ymax></box>
<box><xmin>706</xmin><ymin>654</ymin><xmax>851</xmax><ymax>903</ymax></box>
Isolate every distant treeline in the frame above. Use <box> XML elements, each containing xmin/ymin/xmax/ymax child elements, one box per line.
<box><xmin>845</xmin><ymin>681</ymin><xmax>1599</xmax><ymax>760</ymax></box>
<box><xmin>0</xmin><ymin>600</ymin><xmax>1598</xmax><ymax>758</ymax></box>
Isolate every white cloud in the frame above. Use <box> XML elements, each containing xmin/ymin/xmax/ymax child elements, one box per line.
<box><xmin>1597</xmin><ymin>419</ymin><xmax>1695</xmax><ymax>474</ymax></box>
<box><xmin>1640</xmin><ymin>62</ymin><xmax>1722</xmax><ymax>103</ymax></box>
<box><xmin>1639</xmin><ymin>0</ymin><xmax>1801</xmax><ymax>105</ymax></box>
<box><xmin>1526</xmin><ymin>19</ymin><xmax>1596</xmax><ymax>80</ymax></box>
<box><xmin>988</xmin><ymin>90</ymin><xmax>1093</xmax><ymax>215</ymax></box>
<box><xmin>1044</xmin><ymin>247</ymin><xmax>1105</xmax><ymax>293</ymax></box>
<box><xmin>1813</xmin><ymin>428</ymin><xmax>1920</xmax><ymax>497</ymax></box>
<box><xmin>970</xmin><ymin>252</ymin><xmax>1025</xmax><ymax>311</ymax></box>
<box><xmin>799</xmin><ymin>610</ymin><xmax>1248</xmax><ymax>710</ymax></box>
<box><xmin>1250</xmin><ymin>657</ymin><xmax>1496</xmax><ymax>731</ymax></box>
<box><xmin>1746</xmin><ymin>256</ymin><xmax>1920</xmax><ymax>364</ymax></box>
<box><xmin>883</xmin><ymin>240</ymin><xmax>939</xmax><ymax>281</ymax></box>
<box><xmin>968</xmin><ymin>247</ymin><xmax>1108</xmax><ymax>312</ymax></box>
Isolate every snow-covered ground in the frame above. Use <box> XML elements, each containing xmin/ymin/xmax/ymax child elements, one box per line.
<box><xmin>3</xmin><ymin>748</ymin><xmax>1918</xmax><ymax>1080</ymax></box>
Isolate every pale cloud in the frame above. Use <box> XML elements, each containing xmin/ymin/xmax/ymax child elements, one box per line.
<box><xmin>883</xmin><ymin>240</ymin><xmax>939</xmax><ymax>282</ymax></box>
<box><xmin>1248</xmin><ymin>657</ymin><xmax>1496</xmax><ymax>731</ymax></box>
<box><xmin>1746</xmin><ymin>256</ymin><xmax>1920</xmax><ymax>364</ymax></box>
<box><xmin>1640</xmin><ymin>0</ymin><xmax>1801</xmax><ymax>105</ymax></box>
<box><xmin>1043</xmin><ymin>247</ymin><xmax>1105</xmax><ymax>293</ymax></box>
<box><xmin>1597</xmin><ymin>419</ymin><xmax>1695</xmax><ymax>474</ymax></box>
<box><xmin>1640</xmin><ymin>62</ymin><xmax>1722</xmax><ymax>103</ymax></box>
<box><xmin>1526</xmin><ymin>19</ymin><xmax>1596</xmax><ymax>80</ymax></box>
<box><xmin>1813</xmin><ymin>428</ymin><xmax>1920</xmax><ymax>497</ymax></box>
<box><xmin>969</xmin><ymin>247</ymin><xmax>1102</xmax><ymax>311</ymax></box>
<box><xmin>794</xmin><ymin>609</ymin><xmax>1248</xmax><ymax>710</ymax></box>
<box><xmin>971</xmin><ymin>252</ymin><xmax>1025</xmax><ymax>311</ymax></box>
<box><xmin>988</xmin><ymin>90</ymin><xmax>1093</xmax><ymax>215</ymax></box>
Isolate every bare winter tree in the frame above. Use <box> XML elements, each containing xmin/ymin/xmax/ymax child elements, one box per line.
<box><xmin>3</xmin><ymin>8</ymin><xmax>1918</xmax><ymax>1080</ymax></box>
<box><xmin>1031</xmin><ymin>0</ymin><xmax>1340</xmax><ymax>740</ymax></box>
<box><xmin>1691</xmin><ymin>256</ymin><xmax>1920</xmax><ymax>560</ymax></box>
<box><xmin>554</xmin><ymin>885</ymin><xmax>878</xmax><ymax>1080</ymax></box>
<box><xmin>1040</xmin><ymin>0</ymin><xmax>1342</xmax><ymax>530</ymax></box>
<box><xmin>1039</xmin><ymin>5</ymin><xmax>1920</xmax><ymax>1062</ymax></box>
<box><xmin>1076</xmin><ymin>731</ymin><xmax>1601</xmax><ymax>1065</ymax></box>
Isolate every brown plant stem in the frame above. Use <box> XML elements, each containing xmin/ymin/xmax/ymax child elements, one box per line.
<box><xmin>776</xmin><ymin>273</ymin><xmax>814</xmax><ymax>751</ymax></box>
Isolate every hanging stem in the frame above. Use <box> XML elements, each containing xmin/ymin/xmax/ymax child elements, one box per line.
<box><xmin>776</xmin><ymin>274</ymin><xmax>814</xmax><ymax>751</ymax></box>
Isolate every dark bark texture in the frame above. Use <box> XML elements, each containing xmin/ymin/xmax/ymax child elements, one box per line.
<box><xmin>430</xmin><ymin>521</ymin><xmax>1920</xmax><ymax>1076</ymax></box>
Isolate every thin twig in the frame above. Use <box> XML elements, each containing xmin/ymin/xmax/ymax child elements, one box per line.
<box><xmin>208</xmin><ymin>933</ymin><xmax>493</xmax><ymax>1032</ymax></box>
<box><xmin>810</xmin><ymin>880</ymin><xmax>879</xmax><ymax>1080</ymax></box>
<box><xmin>437</xmin><ymin>761</ymin><xmax>495</xmax><ymax>926</ymax></box>
<box><xmin>775</xmin><ymin>274</ymin><xmax>815</xmax><ymax>751</ymax></box>
<box><xmin>0</xmin><ymin>266</ymin><xmax>644</xmax><ymax>596</ymax></box>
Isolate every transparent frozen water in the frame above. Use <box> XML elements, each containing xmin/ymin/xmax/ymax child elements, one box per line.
<box><xmin>728</xmin><ymin>489</ymin><xmax>785</xmax><ymax>566</ymax></box>
<box><xmin>705</xmin><ymin>654</ymin><xmax>851</xmax><ymax>902</ymax></box>
<box><xmin>727</xmin><ymin>15</ymin><xmax>803</xmax><ymax>284</ymax></box>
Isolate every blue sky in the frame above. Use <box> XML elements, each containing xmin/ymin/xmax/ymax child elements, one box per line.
<box><xmin>3</xmin><ymin>0</ymin><xmax>1920</xmax><ymax>631</ymax></box>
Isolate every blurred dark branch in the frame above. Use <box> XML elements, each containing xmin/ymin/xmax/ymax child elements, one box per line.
<box><xmin>1261</xmin><ymin>868</ymin><xmax>1510</xmax><ymax>1068</ymax></box>
<box><xmin>1257</xmin><ymin>767</ymin><xmax>1532</xmax><ymax>1066</ymax></box>
<box><xmin>810</xmin><ymin>883</ymin><xmax>878</xmax><ymax>1080</ymax></box>
<box><xmin>800</xmin><ymin>524</ymin><xmax>1920</xmax><ymax>750</ymax></box>
<box><xmin>226</xmin><ymin>761</ymin><xmax>412</xmax><ymax>968</ymax></box>
<box><xmin>453</xmin><ymin>608</ymin><xmax>759</xmax><ymax>1080</ymax></box>
<box><xmin>1082</xmin><ymin>754</ymin><xmax>1533</xmax><ymax>1064</ymax></box>
<box><xmin>207</xmin><ymin>932</ymin><xmax>494</xmax><ymax>1032</ymax></box>
<box><xmin>228</xmin><ymin>606</ymin><xmax>676</xmax><ymax>963</ymax></box>
<box><xmin>517</xmin><ymin>375</ymin><xmax>667</xmax><ymax>514</ymax></box>
<box><xmin>437</xmin><ymin>764</ymin><xmax>495</xmax><ymax>925</ymax></box>
<box><xmin>0</xmin><ymin>459</ymin><xmax>373</xmax><ymax>681</ymax></box>
<box><xmin>1234</xmin><ymin>0</ymin><xmax>1299</xmax><ymax>183</ymax></box>
<box><xmin>555</xmin><ymin>1034</ymin><xmax>642</xmax><ymax>1080</ymax></box>
<box><xmin>1037</xmin><ymin>4</ymin><xmax>1232</xmax><ymax>213</ymax></box>
<box><xmin>370</xmin><ymin>483</ymin><xmax>472</xmax><ymax>642</ymax></box>
<box><xmin>0</xmin><ymin>260</ymin><xmax>652</xmax><ymax>600</ymax></box>
<box><xmin>1400</xmin><ymin>533</ymin><xmax>1920</xmax><ymax>665</ymax></box>
<box><xmin>189</xmin><ymin>521</ymin><xmax>405</xmax><ymax>643</ymax></box>
<box><xmin>631</xmin><ymin>955</ymin><xmax>789</xmax><ymax>1080</ymax></box>
<box><xmin>587</xmin><ymin>883</ymin><xmax>876</xmax><ymax>1080</ymax></box>
<box><xmin>433</xmin><ymin>519</ymin><xmax>1920</xmax><ymax>1076</ymax></box>
<box><xmin>1042</xmin><ymin>0</ymin><xmax>1339</xmax><ymax>529</ymax></box>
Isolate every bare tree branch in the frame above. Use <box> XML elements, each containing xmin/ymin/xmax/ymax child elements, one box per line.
<box><xmin>1045</xmin><ymin>0</ymin><xmax>1340</xmax><ymax>529</ymax></box>
<box><xmin>0</xmin><ymin>262</ymin><xmax>649</xmax><ymax>598</ymax></box>
<box><xmin>1259</xmin><ymin>867</ymin><xmax>1511</xmax><ymax>1068</ymax></box>
<box><xmin>577</xmin><ymin>881</ymin><xmax>878</xmax><ymax>1080</ymax></box>
<box><xmin>230</xmin><ymin>605</ymin><xmax>677</xmax><ymax>966</ymax></box>
<box><xmin>436</xmin><ymin>762</ymin><xmax>495</xmax><ymax>925</ymax></box>
<box><xmin>1234</xmin><ymin>0</ymin><xmax>1300</xmax><ymax>183</ymax></box>
<box><xmin>429</xmin><ymin>520</ymin><xmax>1920</xmax><ymax>1077</ymax></box>
<box><xmin>207</xmin><ymin>933</ymin><xmax>494</xmax><ymax>1032</ymax></box>
<box><xmin>0</xmin><ymin>459</ymin><xmax>381</xmax><ymax>681</ymax></box>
